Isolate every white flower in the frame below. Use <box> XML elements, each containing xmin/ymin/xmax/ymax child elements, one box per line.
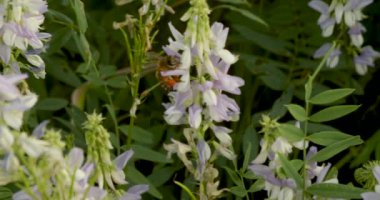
<box><xmin>18</xmin><ymin>133</ymin><xmax>48</xmax><ymax>158</ymax></box>
<box><xmin>0</xmin><ymin>126</ymin><xmax>14</xmax><ymax>151</ymax></box>
<box><xmin>1</xmin><ymin>93</ymin><xmax>38</xmax><ymax>130</ymax></box>
<box><xmin>271</xmin><ymin>137</ymin><xmax>293</xmax><ymax>154</ymax></box>
<box><xmin>164</xmin><ymin>139</ymin><xmax>193</xmax><ymax>171</ymax></box>
<box><xmin>211</xmin><ymin>125</ymin><xmax>232</xmax><ymax>146</ymax></box>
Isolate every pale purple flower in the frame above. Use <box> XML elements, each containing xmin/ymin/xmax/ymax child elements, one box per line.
<box><xmin>164</xmin><ymin>139</ymin><xmax>193</xmax><ymax>170</ymax></box>
<box><xmin>13</xmin><ymin>186</ymin><xmax>41</xmax><ymax>200</ymax></box>
<box><xmin>211</xmin><ymin>55</ymin><xmax>244</xmax><ymax>95</ymax></box>
<box><xmin>343</xmin><ymin>0</ymin><xmax>373</xmax><ymax>27</ymax></box>
<box><xmin>309</xmin><ymin>0</ymin><xmax>336</xmax><ymax>37</ymax></box>
<box><xmin>110</xmin><ymin>150</ymin><xmax>134</xmax><ymax>186</ymax></box>
<box><xmin>162</xmin><ymin>22</ymin><xmax>243</xmax><ymax>128</ymax></box>
<box><xmin>0</xmin><ymin>0</ymin><xmax>50</xmax><ymax>78</ymax></box>
<box><xmin>1</xmin><ymin>93</ymin><xmax>38</xmax><ymax>130</ymax></box>
<box><xmin>0</xmin><ymin>126</ymin><xmax>14</xmax><ymax>152</ymax></box>
<box><xmin>163</xmin><ymin>88</ymin><xmax>193</xmax><ymax>125</ymax></box>
<box><xmin>198</xmin><ymin>81</ymin><xmax>217</xmax><ymax>106</ymax></box>
<box><xmin>196</xmin><ymin>140</ymin><xmax>211</xmax><ymax>177</ymax></box>
<box><xmin>0</xmin><ymin>74</ymin><xmax>27</xmax><ymax>101</ymax></box>
<box><xmin>271</xmin><ymin>137</ymin><xmax>292</xmax><ymax>154</ymax></box>
<box><xmin>354</xmin><ymin>46</ymin><xmax>380</xmax><ymax>75</ymax></box>
<box><xmin>84</xmin><ymin>187</ymin><xmax>108</xmax><ymax>200</ymax></box>
<box><xmin>208</xmin><ymin>94</ymin><xmax>240</xmax><ymax>122</ymax></box>
<box><xmin>309</xmin><ymin>0</ymin><xmax>377</xmax><ymax>74</ymax></box>
<box><xmin>313</xmin><ymin>43</ymin><xmax>341</xmax><ymax>68</ymax></box>
<box><xmin>215</xmin><ymin>143</ymin><xmax>236</xmax><ymax>160</ymax></box>
<box><xmin>189</xmin><ymin>104</ymin><xmax>202</xmax><ymax>129</ymax></box>
<box><xmin>65</xmin><ymin>148</ymin><xmax>107</xmax><ymax>199</ymax></box>
<box><xmin>12</xmin><ymin>147</ymin><xmax>107</xmax><ymax>200</ymax></box>
<box><xmin>249</xmin><ymin>164</ymin><xmax>296</xmax><ymax>188</ymax></box>
<box><xmin>211</xmin><ymin>125</ymin><xmax>232</xmax><ymax>146</ymax></box>
<box><xmin>120</xmin><ymin>184</ymin><xmax>149</xmax><ymax>200</ymax></box>
<box><xmin>348</xmin><ymin>23</ymin><xmax>366</xmax><ymax>47</ymax></box>
<box><xmin>306</xmin><ymin>146</ymin><xmax>331</xmax><ymax>183</ymax></box>
<box><xmin>32</xmin><ymin>120</ymin><xmax>49</xmax><ymax>139</ymax></box>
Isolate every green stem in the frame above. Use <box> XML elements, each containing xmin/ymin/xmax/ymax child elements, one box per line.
<box><xmin>301</xmin><ymin>42</ymin><xmax>336</xmax><ymax>199</ymax></box>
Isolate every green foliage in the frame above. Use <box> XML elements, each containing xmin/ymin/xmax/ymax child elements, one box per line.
<box><xmin>306</xmin><ymin>183</ymin><xmax>367</xmax><ymax>199</ymax></box>
<box><xmin>285</xmin><ymin>104</ymin><xmax>308</xmax><ymax>121</ymax></box>
<box><xmin>309</xmin><ymin>105</ymin><xmax>360</xmax><ymax>123</ymax></box>
<box><xmin>309</xmin><ymin>136</ymin><xmax>363</xmax><ymax>162</ymax></box>
<box><xmin>0</xmin><ymin>187</ymin><xmax>12</xmax><ymax>200</ymax></box>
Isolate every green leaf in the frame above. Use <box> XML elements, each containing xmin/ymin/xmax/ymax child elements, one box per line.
<box><xmin>230</xmin><ymin>186</ymin><xmax>247</xmax><ymax>197</ymax></box>
<box><xmin>351</xmin><ymin>130</ymin><xmax>380</xmax><ymax>168</ymax></box>
<box><xmin>36</xmin><ymin>98</ymin><xmax>68</xmax><ymax>111</ymax></box>
<box><xmin>47</xmin><ymin>9</ymin><xmax>74</xmax><ymax>24</ymax></box>
<box><xmin>309</xmin><ymin>88</ymin><xmax>355</xmax><ymax>105</ymax></box>
<box><xmin>106</xmin><ymin>76</ymin><xmax>127</xmax><ymax>88</ymax></box>
<box><xmin>148</xmin><ymin>166</ymin><xmax>178</xmax><ymax>187</ymax></box>
<box><xmin>243</xmin><ymin>124</ymin><xmax>259</xmax><ymax>169</ymax></box>
<box><xmin>247</xmin><ymin>179</ymin><xmax>265</xmax><ymax>192</ymax></box>
<box><xmin>0</xmin><ymin>187</ymin><xmax>12</xmax><ymax>200</ymax></box>
<box><xmin>285</xmin><ymin>104</ymin><xmax>308</xmax><ymax>121</ymax></box>
<box><xmin>234</xmin><ymin>25</ymin><xmax>289</xmax><ymax>55</ymax></box>
<box><xmin>120</xmin><ymin>125</ymin><xmax>154</xmax><ymax>145</ymax></box>
<box><xmin>132</xmin><ymin>144</ymin><xmax>171</xmax><ymax>163</ymax></box>
<box><xmin>277</xmin><ymin>124</ymin><xmax>304</xmax><ymax>142</ymax></box>
<box><xmin>290</xmin><ymin>159</ymin><xmax>303</xmax><ymax>171</ymax></box>
<box><xmin>126</xmin><ymin>167</ymin><xmax>163</xmax><ymax>199</ymax></box>
<box><xmin>260</xmin><ymin>67</ymin><xmax>287</xmax><ymax>91</ymax></box>
<box><xmin>307</xmin><ymin>131</ymin><xmax>353</xmax><ymax>146</ymax></box>
<box><xmin>45</xmin><ymin>57</ymin><xmax>82</xmax><ymax>87</ymax></box>
<box><xmin>278</xmin><ymin>154</ymin><xmax>303</xmax><ymax>188</ymax></box>
<box><xmin>48</xmin><ymin>28</ymin><xmax>74</xmax><ymax>54</ymax></box>
<box><xmin>216</xmin><ymin>0</ymin><xmax>250</xmax><ymax>6</ymax></box>
<box><xmin>269</xmin><ymin>87</ymin><xmax>293</xmax><ymax>118</ymax></box>
<box><xmin>224</xmin><ymin>167</ymin><xmax>243</xmax><ymax>187</ymax></box>
<box><xmin>309</xmin><ymin>136</ymin><xmax>363</xmax><ymax>162</ymax></box>
<box><xmin>82</xmin><ymin>73</ymin><xmax>104</xmax><ymax>86</ymax></box>
<box><xmin>306</xmin><ymin>183</ymin><xmax>367</xmax><ymax>199</ymax></box>
<box><xmin>309</xmin><ymin>105</ymin><xmax>360</xmax><ymax>122</ymax></box>
<box><xmin>243</xmin><ymin>170</ymin><xmax>258</xmax><ymax>180</ymax></box>
<box><xmin>215</xmin><ymin>5</ymin><xmax>267</xmax><ymax>27</ymax></box>
<box><xmin>70</xmin><ymin>0</ymin><xmax>88</xmax><ymax>33</ymax></box>
<box><xmin>242</xmin><ymin>143</ymin><xmax>252</xmax><ymax>172</ymax></box>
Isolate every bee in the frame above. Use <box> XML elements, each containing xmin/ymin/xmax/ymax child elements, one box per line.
<box><xmin>156</xmin><ymin>56</ymin><xmax>181</xmax><ymax>90</ymax></box>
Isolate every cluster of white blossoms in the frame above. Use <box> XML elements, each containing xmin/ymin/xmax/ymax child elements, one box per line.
<box><xmin>0</xmin><ymin>109</ymin><xmax>147</xmax><ymax>200</ymax></box>
<box><xmin>249</xmin><ymin>116</ymin><xmax>337</xmax><ymax>200</ymax></box>
<box><xmin>0</xmin><ymin>1</ymin><xmax>148</xmax><ymax>199</ymax></box>
<box><xmin>309</xmin><ymin>0</ymin><xmax>379</xmax><ymax>74</ymax></box>
<box><xmin>0</xmin><ymin>0</ymin><xmax>50</xmax><ymax>78</ymax></box>
<box><xmin>0</xmin><ymin>118</ymin><xmax>107</xmax><ymax>199</ymax></box>
<box><xmin>161</xmin><ymin>0</ymin><xmax>244</xmax><ymax>198</ymax></box>
<box><xmin>0</xmin><ymin>73</ymin><xmax>37</xmax><ymax>130</ymax></box>
<box><xmin>162</xmin><ymin>2</ymin><xmax>243</xmax><ymax>158</ymax></box>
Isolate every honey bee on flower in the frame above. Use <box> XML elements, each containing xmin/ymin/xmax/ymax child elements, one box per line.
<box><xmin>155</xmin><ymin>55</ymin><xmax>181</xmax><ymax>90</ymax></box>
